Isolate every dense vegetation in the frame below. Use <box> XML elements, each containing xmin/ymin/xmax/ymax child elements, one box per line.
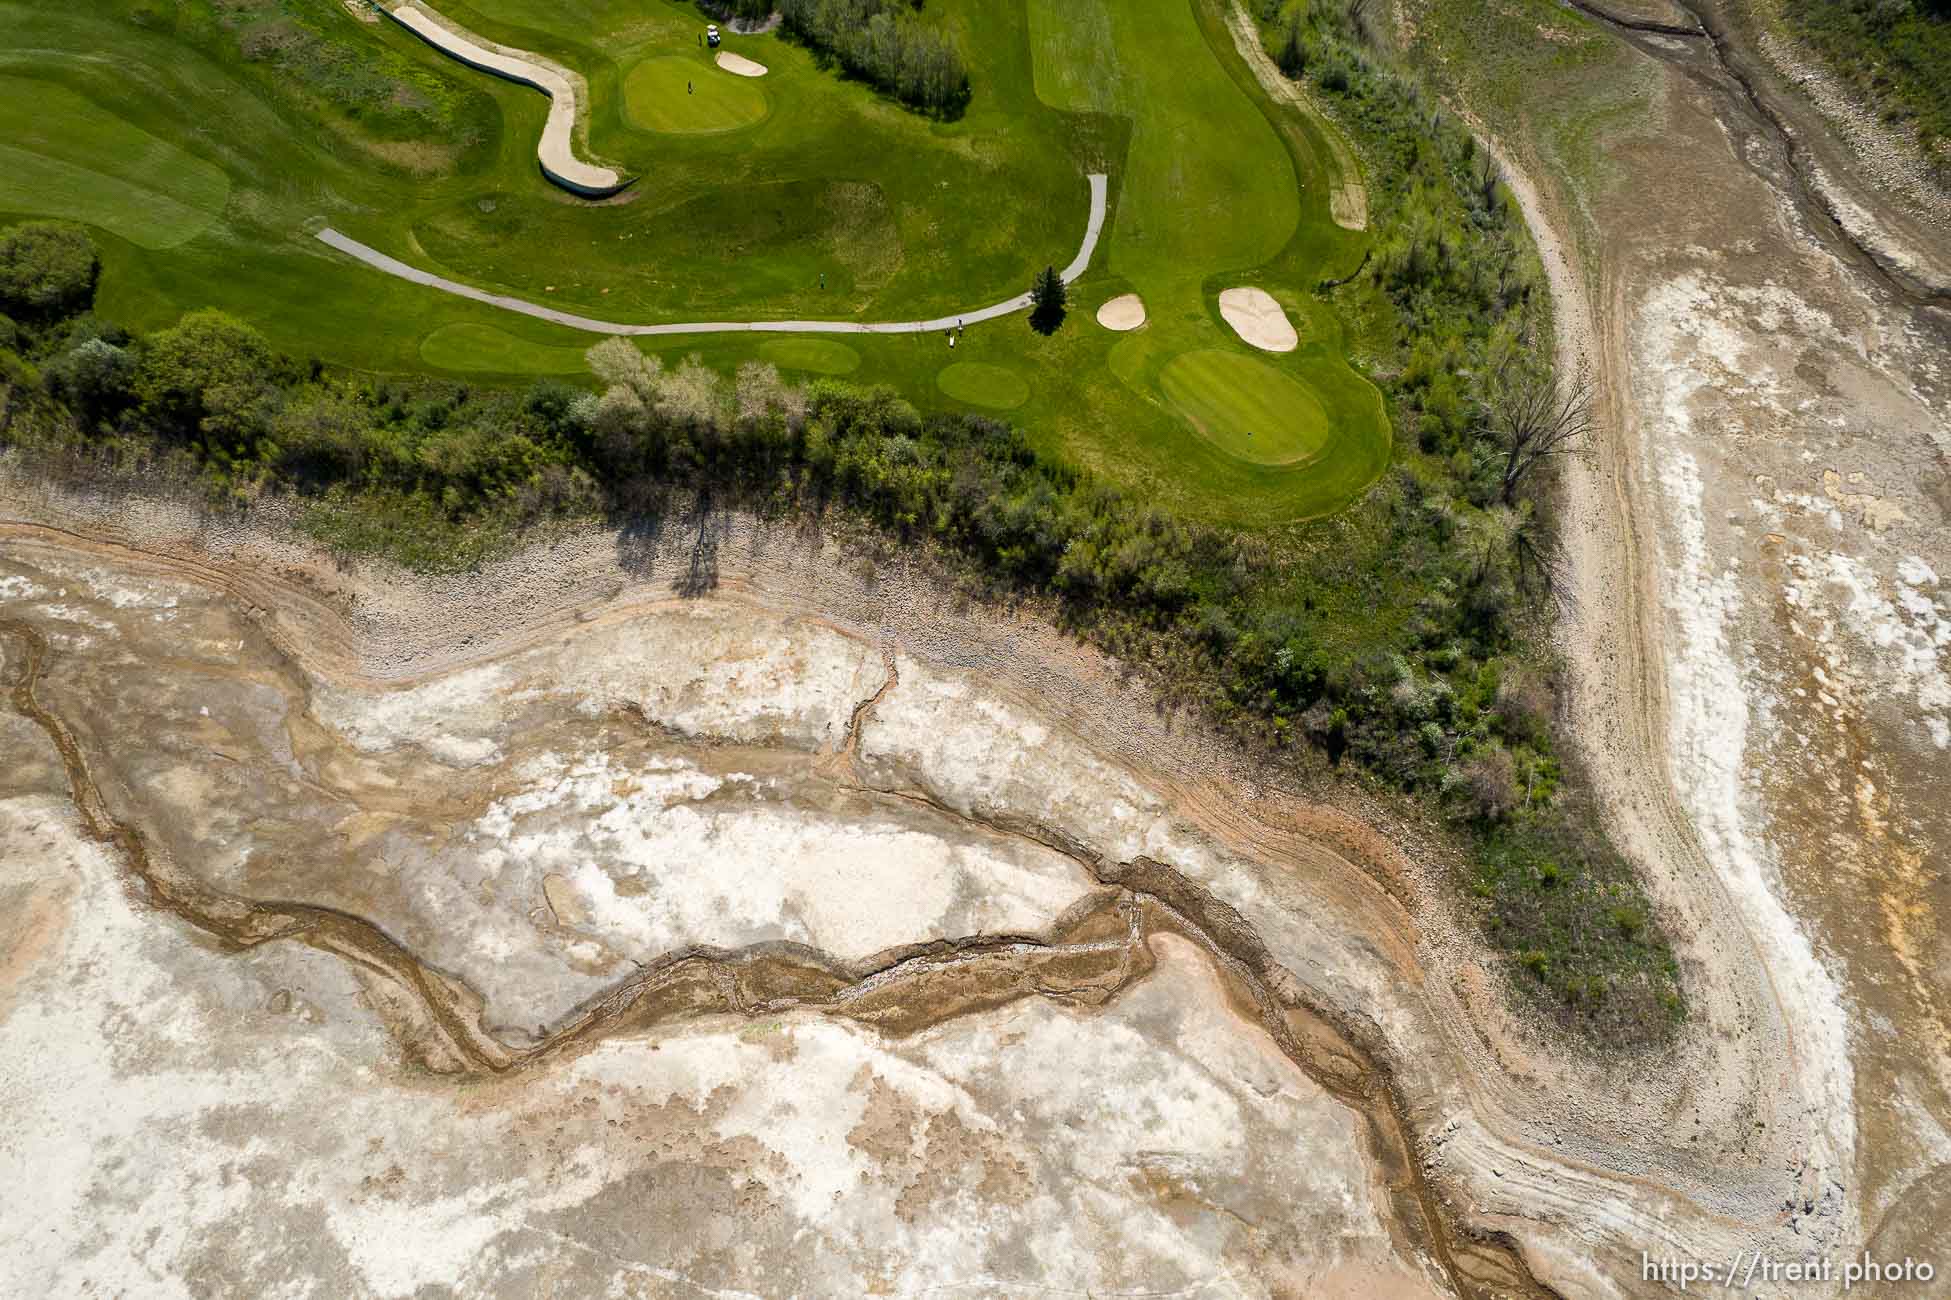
<box><xmin>774</xmin><ymin>0</ymin><xmax>971</xmax><ymax>116</ymax></box>
<box><xmin>1782</xmin><ymin>0</ymin><xmax>1951</xmax><ymax>175</ymax></box>
<box><xmin>0</xmin><ymin>0</ymin><xmax>1682</xmax><ymax>1047</ymax></box>
<box><xmin>1239</xmin><ymin>0</ymin><xmax>1681</xmax><ymax>1035</ymax></box>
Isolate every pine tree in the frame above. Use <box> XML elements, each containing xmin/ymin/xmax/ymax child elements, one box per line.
<box><xmin>1028</xmin><ymin>265</ymin><xmax>1067</xmax><ymax>335</ymax></box>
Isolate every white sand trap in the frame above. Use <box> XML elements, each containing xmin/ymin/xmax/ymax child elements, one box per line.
<box><xmin>715</xmin><ymin>50</ymin><xmax>768</xmax><ymax>77</ymax></box>
<box><xmin>1218</xmin><ymin>287</ymin><xmax>1298</xmax><ymax>352</ymax></box>
<box><xmin>1095</xmin><ymin>292</ymin><xmax>1146</xmax><ymax>331</ymax></box>
<box><xmin>388</xmin><ymin>3</ymin><xmax>625</xmax><ymax>196</ymax></box>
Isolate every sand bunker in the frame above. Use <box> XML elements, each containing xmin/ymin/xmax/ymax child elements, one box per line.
<box><xmin>1218</xmin><ymin>287</ymin><xmax>1298</xmax><ymax>352</ymax></box>
<box><xmin>388</xmin><ymin>3</ymin><xmax>626</xmax><ymax>197</ymax></box>
<box><xmin>715</xmin><ymin>50</ymin><xmax>768</xmax><ymax>77</ymax></box>
<box><xmin>1095</xmin><ymin>293</ymin><xmax>1146</xmax><ymax>331</ymax></box>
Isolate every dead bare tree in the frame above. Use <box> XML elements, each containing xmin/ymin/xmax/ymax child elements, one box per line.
<box><xmin>1482</xmin><ymin>358</ymin><xmax>1594</xmax><ymax>505</ymax></box>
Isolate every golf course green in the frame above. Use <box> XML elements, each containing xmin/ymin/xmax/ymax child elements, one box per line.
<box><xmin>758</xmin><ymin>338</ymin><xmax>862</xmax><ymax>375</ymax></box>
<box><xmin>624</xmin><ymin>55</ymin><xmax>769</xmax><ymax>133</ymax></box>
<box><xmin>0</xmin><ymin>0</ymin><xmax>1390</xmax><ymax>524</ymax></box>
<box><xmin>420</xmin><ymin>322</ymin><xmax>589</xmax><ymax>373</ymax></box>
<box><xmin>1159</xmin><ymin>351</ymin><xmax>1328</xmax><ymax>465</ymax></box>
<box><xmin>937</xmin><ymin>361</ymin><xmax>1031</xmax><ymax>410</ymax></box>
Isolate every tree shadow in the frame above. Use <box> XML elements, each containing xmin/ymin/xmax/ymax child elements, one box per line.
<box><xmin>611</xmin><ymin>485</ymin><xmax>720</xmax><ymax>596</ymax></box>
<box><xmin>674</xmin><ymin>504</ymin><xmax>721</xmax><ymax>597</ymax></box>
<box><xmin>1029</xmin><ymin>303</ymin><xmax>1067</xmax><ymax>336</ymax></box>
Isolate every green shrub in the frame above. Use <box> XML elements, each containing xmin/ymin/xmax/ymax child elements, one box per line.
<box><xmin>1785</xmin><ymin>0</ymin><xmax>1951</xmax><ymax>169</ymax></box>
<box><xmin>777</xmin><ymin>0</ymin><xmax>972</xmax><ymax>116</ymax></box>
<box><xmin>0</xmin><ymin>222</ymin><xmax>99</xmax><ymax>320</ymax></box>
<box><xmin>1473</xmin><ymin>805</ymin><xmax>1683</xmax><ymax>1044</ymax></box>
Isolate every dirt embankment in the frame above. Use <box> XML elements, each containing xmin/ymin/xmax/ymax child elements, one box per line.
<box><xmin>1425</xmin><ymin>0</ymin><xmax>1951</xmax><ymax>1286</ymax></box>
<box><xmin>2</xmin><ymin>465</ymin><xmax>1834</xmax><ymax>1296</ymax></box>
<box><xmin>1</xmin><ymin>490</ymin><xmax>1567</xmax><ymax>1297</ymax></box>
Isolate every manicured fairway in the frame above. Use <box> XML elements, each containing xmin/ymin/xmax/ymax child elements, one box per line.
<box><xmin>1020</xmin><ymin>0</ymin><xmax>1386</xmax><ymax>510</ymax></box>
<box><xmin>758</xmin><ymin>338</ymin><xmax>861</xmax><ymax>375</ymax></box>
<box><xmin>1027</xmin><ymin>0</ymin><xmax>1295</xmax><ymax>281</ymax></box>
<box><xmin>937</xmin><ymin>361</ymin><xmax>1030</xmax><ymax>409</ymax></box>
<box><xmin>0</xmin><ymin>77</ymin><xmax>228</xmax><ymax>249</ymax></box>
<box><xmin>1159</xmin><ymin>350</ymin><xmax>1327</xmax><ymax>465</ymax></box>
<box><xmin>420</xmin><ymin>322</ymin><xmax>589</xmax><ymax>373</ymax></box>
<box><xmin>623</xmin><ymin>55</ymin><xmax>768</xmax><ymax>133</ymax></box>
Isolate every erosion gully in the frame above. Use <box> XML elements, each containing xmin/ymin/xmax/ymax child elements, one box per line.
<box><xmin>1</xmin><ymin>614</ymin><xmax>1556</xmax><ymax>1300</ymax></box>
<box><xmin>1568</xmin><ymin>0</ymin><xmax>1951</xmax><ymax>311</ymax></box>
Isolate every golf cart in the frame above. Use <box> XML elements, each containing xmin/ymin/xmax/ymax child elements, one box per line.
<box><xmin>706</xmin><ymin>24</ymin><xmax>721</xmax><ymax>46</ymax></box>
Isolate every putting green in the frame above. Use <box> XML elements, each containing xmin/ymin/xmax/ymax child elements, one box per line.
<box><xmin>623</xmin><ymin>56</ymin><xmax>769</xmax><ymax>134</ymax></box>
<box><xmin>420</xmin><ymin>323</ymin><xmax>588</xmax><ymax>374</ymax></box>
<box><xmin>1159</xmin><ymin>350</ymin><xmax>1330</xmax><ymax>465</ymax></box>
<box><xmin>0</xmin><ymin>77</ymin><xmax>228</xmax><ymax>249</ymax></box>
<box><xmin>937</xmin><ymin>361</ymin><xmax>1029</xmax><ymax>410</ymax></box>
<box><xmin>758</xmin><ymin>337</ymin><xmax>860</xmax><ymax>375</ymax></box>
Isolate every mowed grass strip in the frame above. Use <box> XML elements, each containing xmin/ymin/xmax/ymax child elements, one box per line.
<box><xmin>1159</xmin><ymin>349</ymin><xmax>1327</xmax><ymax>465</ymax></box>
<box><xmin>1022</xmin><ymin>0</ymin><xmax>1388</xmax><ymax>519</ymax></box>
<box><xmin>0</xmin><ymin>77</ymin><xmax>228</xmax><ymax>249</ymax></box>
<box><xmin>937</xmin><ymin>360</ymin><xmax>1030</xmax><ymax>409</ymax></box>
<box><xmin>758</xmin><ymin>337</ymin><xmax>860</xmax><ymax>374</ymax></box>
<box><xmin>623</xmin><ymin>55</ymin><xmax>768</xmax><ymax>133</ymax></box>
<box><xmin>1026</xmin><ymin>0</ymin><xmax>1295</xmax><ymax>289</ymax></box>
<box><xmin>420</xmin><ymin>322</ymin><xmax>589</xmax><ymax>373</ymax></box>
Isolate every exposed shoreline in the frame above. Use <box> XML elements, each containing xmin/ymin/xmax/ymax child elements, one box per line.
<box><xmin>0</xmin><ymin>461</ymin><xmax>1856</xmax><ymax>1294</ymax></box>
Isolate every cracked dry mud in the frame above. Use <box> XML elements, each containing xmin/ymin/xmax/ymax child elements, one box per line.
<box><xmin>0</xmin><ymin>513</ymin><xmax>1554</xmax><ymax>1297</ymax></box>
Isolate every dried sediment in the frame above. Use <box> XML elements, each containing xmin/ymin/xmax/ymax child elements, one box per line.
<box><xmin>1433</xmin><ymin>0</ymin><xmax>1951</xmax><ymax>1285</ymax></box>
<box><xmin>0</xmin><ymin>526</ymin><xmax>1555</xmax><ymax>1297</ymax></box>
<box><xmin>0</xmin><ymin>454</ymin><xmax>1849</xmax><ymax>1295</ymax></box>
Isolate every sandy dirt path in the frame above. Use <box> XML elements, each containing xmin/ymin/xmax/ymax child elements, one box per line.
<box><xmin>1225</xmin><ymin>0</ymin><xmax>1368</xmax><ymax>230</ymax></box>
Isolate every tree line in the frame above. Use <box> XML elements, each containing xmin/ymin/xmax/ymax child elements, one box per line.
<box><xmin>773</xmin><ymin>0</ymin><xmax>971</xmax><ymax>117</ymax></box>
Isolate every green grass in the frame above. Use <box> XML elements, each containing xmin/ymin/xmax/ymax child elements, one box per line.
<box><xmin>1779</xmin><ymin>0</ymin><xmax>1951</xmax><ymax>164</ymax></box>
<box><xmin>758</xmin><ymin>337</ymin><xmax>860</xmax><ymax>374</ymax></box>
<box><xmin>420</xmin><ymin>322</ymin><xmax>589</xmax><ymax>373</ymax></box>
<box><xmin>0</xmin><ymin>77</ymin><xmax>229</xmax><ymax>249</ymax></box>
<box><xmin>2</xmin><ymin>0</ymin><xmax>1390</xmax><ymax>525</ymax></box>
<box><xmin>1022</xmin><ymin>0</ymin><xmax>1386</xmax><ymax>510</ymax></box>
<box><xmin>622</xmin><ymin>54</ymin><xmax>769</xmax><ymax>133</ymax></box>
<box><xmin>936</xmin><ymin>359</ymin><xmax>1030</xmax><ymax>408</ymax></box>
<box><xmin>1158</xmin><ymin>349</ymin><xmax>1326</xmax><ymax>464</ymax></box>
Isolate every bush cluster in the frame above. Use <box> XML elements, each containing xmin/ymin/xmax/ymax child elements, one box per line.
<box><xmin>775</xmin><ymin>0</ymin><xmax>971</xmax><ymax>117</ymax></box>
<box><xmin>184</xmin><ymin>0</ymin><xmax>496</xmax><ymax>160</ymax></box>
<box><xmin>1237</xmin><ymin>0</ymin><xmax>1682</xmax><ymax>1039</ymax></box>
<box><xmin>0</xmin><ymin>223</ymin><xmax>99</xmax><ymax>321</ymax></box>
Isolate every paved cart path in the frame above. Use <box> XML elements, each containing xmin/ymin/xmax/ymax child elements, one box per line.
<box><xmin>314</xmin><ymin>173</ymin><xmax>1108</xmax><ymax>337</ymax></box>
